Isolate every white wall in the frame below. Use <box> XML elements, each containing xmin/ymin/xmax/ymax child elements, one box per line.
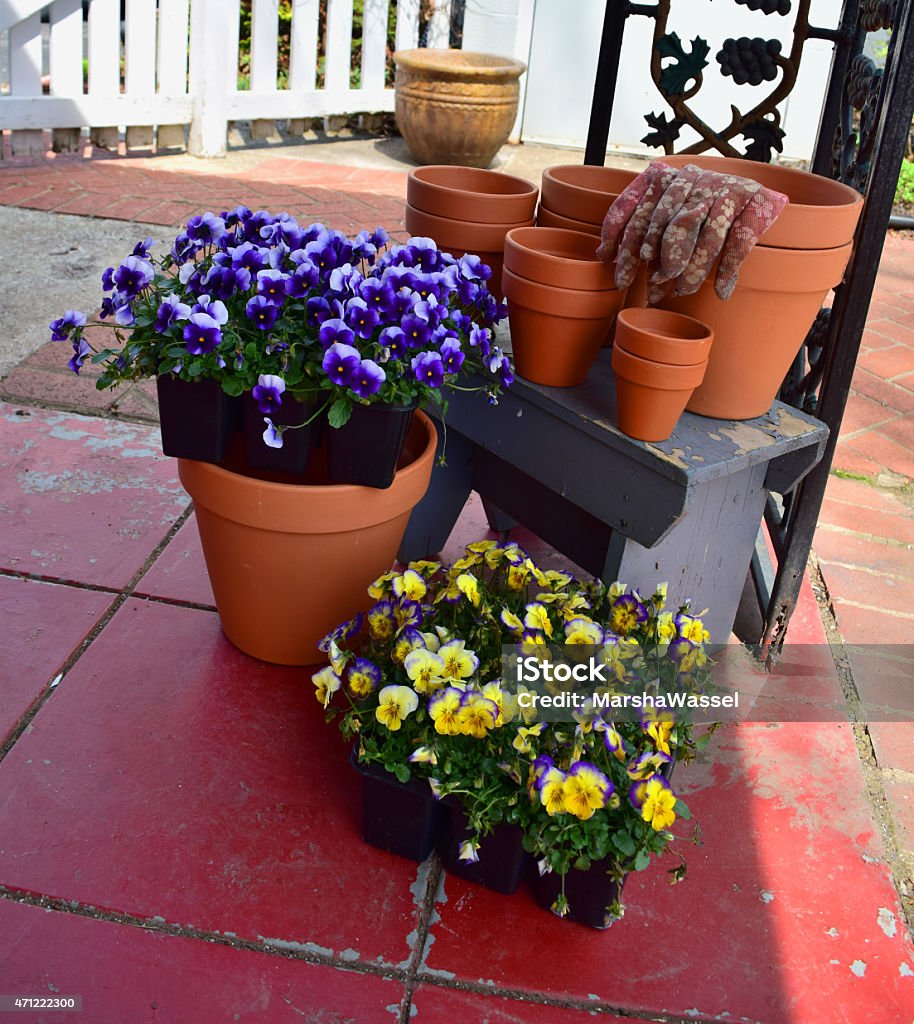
<box><xmin>465</xmin><ymin>0</ymin><xmax>843</xmax><ymax>163</ymax></box>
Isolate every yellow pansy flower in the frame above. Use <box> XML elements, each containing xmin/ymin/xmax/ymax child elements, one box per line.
<box><xmin>500</xmin><ymin>608</ymin><xmax>525</xmax><ymax>636</ymax></box>
<box><xmin>524</xmin><ymin>559</ymin><xmax>548</xmax><ymax>587</ymax></box>
<box><xmin>408</xmin><ymin>745</ymin><xmax>438</xmax><ymax>765</ymax></box>
<box><xmin>404</xmin><ymin>648</ymin><xmax>446</xmax><ymax>695</ymax></box>
<box><xmin>419</xmin><ymin>630</ymin><xmax>441</xmax><ymax>652</ymax></box>
<box><xmin>656</xmin><ymin>612</ymin><xmax>677</xmax><ymax>642</ymax></box>
<box><xmin>392</xmin><ymin>631</ymin><xmax>424</xmax><ymax>666</ymax></box>
<box><xmin>375</xmin><ymin>685</ymin><xmax>418</xmax><ymax>731</ymax></box>
<box><xmin>409</xmin><ymin>559</ymin><xmax>441</xmax><ymax>576</ymax></box>
<box><xmin>429</xmin><ymin>687</ymin><xmax>463</xmax><ymax>735</ymax></box>
<box><xmin>439</xmin><ymin>639</ymin><xmax>479</xmax><ymax>682</ymax></box>
<box><xmin>453</xmin><ymin>552</ymin><xmax>483</xmax><ymax>571</ymax></box>
<box><xmin>456</xmin><ymin>572</ymin><xmax>481</xmax><ymax>607</ymax></box>
<box><xmin>456</xmin><ymin>692</ymin><xmax>499</xmax><ymax>738</ymax></box>
<box><xmin>367</xmin><ymin>571</ymin><xmax>397</xmax><ymax>599</ymax></box>
<box><xmin>392</xmin><ymin>568</ymin><xmax>427</xmax><ymax>602</ymax></box>
<box><xmin>312</xmin><ymin>666</ymin><xmax>341</xmax><ymax>708</ymax></box>
<box><xmin>545</xmin><ymin>569</ymin><xmax>573</xmax><ymax>589</ymax></box>
<box><xmin>538</xmin><ymin>765</ymin><xmax>567</xmax><ymax>816</ymax></box>
<box><xmin>562</xmin><ymin>762</ymin><xmax>612</xmax><ymax>821</ymax></box>
<box><xmin>515</xmin><ymin>684</ymin><xmax>539</xmax><ymax>725</ymax></box>
<box><xmin>640</xmin><ymin>776</ymin><xmax>677</xmax><ymax>831</ymax></box>
<box><xmin>512</xmin><ymin>721</ymin><xmax>546</xmax><ymax>754</ymax></box>
<box><xmin>480</xmin><ymin>681</ymin><xmax>507</xmax><ymax>725</ymax></box>
<box><xmin>507</xmin><ymin>564</ymin><xmax>530</xmax><ymax>590</ymax></box>
<box><xmin>564</xmin><ymin>616</ymin><xmax>604</xmax><ymax>645</ymax></box>
<box><xmin>524</xmin><ymin>602</ymin><xmax>554</xmax><ymax>638</ymax></box>
<box><xmin>466</xmin><ymin>540</ymin><xmax>498</xmax><ymax>555</ymax></box>
<box><xmin>435</xmin><ymin>573</ymin><xmax>462</xmax><ymax>604</ymax></box>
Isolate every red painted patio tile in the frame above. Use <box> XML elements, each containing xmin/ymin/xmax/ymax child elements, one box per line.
<box><xmin>875</xmin><ymin>411</ymin><xmax>914</xmax><ymax>450</ymax></box>
<box><xmin>864</xmin><ymin>319</ymin><xmax>914</xmax><ymax>348</ymax></box>
<box><xmin>109</xmin><ymin>382</ymin><xmax>160</xmax><ymax>423</ymax></box>
<box><xmin>868</xmin><ymin>722</ymin><xmax>914</xmax><ymax>773</ymax></box>
<box><xmin>851</xmin><ymin>368</ymin><xmax>914</xmax><ymax>415</ymax></box>
<box><xmin>831</xmin><ymin>439</ymin><xmax>884</xmax><ymax>479</ymax></box>
<box><xmin>134</xmin><ymin>514</ymin><xmax>215</xmax><ymax>607</ymax></box>
<box><xmin>830</xmin><ymin>599</ymin><xmax>914</xmax><ymax>644</ymax></box>
<box><xmin>0</xmin><ymin>575</ymin><xmax>112</xmax><ymax>741</ymax></box>
<box><xmin>820</xmin><ymin>498</ymin><xmax>914</xmax><ymax>546</ymax></box>
<box><xmin>837</xmin><ymin>392</ymin><xmax>900</xmax><ymax>438</ymax></box>
<box><xmin>810</xmin><ymin>528</ymin><xmax>912</xmax><ymax>577</ymax></box>
<box><xmin>819</xmin><ymin>560</ymin><xmax>914</xmax><ymax>615</ymax></box>
<box><xmin>0</xmin><ymin>598</ymin><xmax>423</xmax><ymax>966</ymax></box>
<box><xmin>421</xmin><ymin>723</ymin><xmax>914</xmax><ymax>1022</ymax></box>
<box><xmin>411</xmin><ymin>985</ymin><xmax>629</xmax><ymax>1022</ymax></box>
<box><xmin>0</xmin><ymin>899</ymin><xmax>405</xmax><ymax>1024</ymax></box>
<box><xmin>856</xmin><ymin>345</ymin><xmax>914</xmax><ymax>381</ymax></box>
<box><xmin>0</xmin><ymin>367</ymin><xmax>116</xmax><ymax>414</ymax></box>
<box><xmin>0</xmin><ymin>404</ymin><xmax>188</xmax><ymax>587</ymax></box>
<box><xmin>841</xmin><ymin>429</ymin><xmax>914</xmax><ymax>481</ymax></box>
<box><xmin>824</xmin><ymin>473</ymin><xmax>912</xmax><ymax>513</ymax></box>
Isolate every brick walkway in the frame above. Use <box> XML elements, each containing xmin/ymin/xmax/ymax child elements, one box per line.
<box><xmin>2</xmin><ymin>146</ymin><xmax>914</xmax><ymax>1021</ymax></box>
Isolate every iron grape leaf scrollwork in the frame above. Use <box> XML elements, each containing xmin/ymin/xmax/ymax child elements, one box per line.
<box><xmin>657</xmin><ymin>33</ymin><xmax>711</xmax><ymax>96</ymax></box>
<box><xmin>641</xmin><ymin>111</ymin><xmax>684</xmax><ymax>150</ymax></box>
<box><xmin>742</xmin><ymin>117</ymin><xmax>786</xmax><ymax>161</ymax></box>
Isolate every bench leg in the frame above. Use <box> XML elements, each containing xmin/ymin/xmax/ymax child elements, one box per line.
<box><xmin>398</xmin><ymin>429</ymin><xmax>474</xmax><ymax>562</ymax></box>
<box><xmin>480</xmin><ymin>497</ymin><xmax>518</xmax><ymax>536</ymax></box>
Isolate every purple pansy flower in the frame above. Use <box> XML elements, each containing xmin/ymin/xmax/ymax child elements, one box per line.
<box><xmin>192</xmin><ymin>295</ymin><xmax>228</xmax><ymax>326</ymax></box>
<box><xmin>322</xmin><ymin>342</ymin><xmax>362</xmax><ymax>387</ymax></box>
<box><xmin>263</xmin><ymin>418</ymin><xmax>284</xmax><ymax>449</ymax></box>
<box><xmin>256</xmin><ymin>269</ymin><xmax>289</xmax><ymax>305</ymax></box>
<box><xmin>329</xmin><ymin>263</ymin><xmax>362</xmax><ymax>294</ymax></box>
<box><xmin>101</xmin><ymin>267</ymin><xmax>115</xmax><ymax>292</ymax></box>
<box><xmin>113</xmin><ymin>255</ymin><xmax>154</xmax><ymax>297</ymax></box>
<box><xmin>319</xmin><ymin>318</ymin><xmax>355</xmax><ymax>351</ymax></box>
<box><xmin>439</xmin><ymin>338</ymin><xmax>465</xmax><ymax>374</ymax></box>
<box><xmin>344</xmin><ymin>297</ymin><xmax>380</xmax><ymax>339</ymax></box>
<box><xmin>305</xmin><ymin>296</ymin><xmax>333</xmax><ymax>327</ymax></box>
<box><xmin>67</xmin><ymin>336</ymin><xmax>92</xmax><ymax>374</ymax></box>
<box><xmin>252</xmin><ymin>373</ymin><xmax>286</xmax><ymax>415</ymax></box>
<box><xmin>183</xmin><ymin>312</ymin><xmax>222</xmax><ymax>355</ymax></box>
<box><xmin>186</xmin><ymin>212</ymin><xmax>226</xmax><ymax>245</ymax></box>
<box><xmin>351</xmin><ymin>359</ymin><xmax>386</xmax><ymax>398</ymax></box>
<box><xmin>401</xmin><ymin>314</ymin><xmax>431</xmax><ymax>349</ymax></box>
<box><xmin>228</xmin><ymin>241</ymin><xmax>268</xmax><ymax>273</ymax></box>
<box><xmin>285</xmin><ymin>259</ymin><xmax>320</xmax><ymax>297</ymax></box>
<box><xmin>411</xmin><ymin>351</ymin><xmax>445</xmax><ymax>388</ymax></box>
<box><xmin>379</xmin><ymin>325</ymin><xmax>407</xmax><ymax>359</ymax></box>
<box><xmin>245</xmin><ymin>295</ymin><xmax>281</xmax><ymax>331</ymax></box>
<box><xmin>49</xmin><ymin>310</ymin><xmax>86</xmax><ymax>342</ymax></box>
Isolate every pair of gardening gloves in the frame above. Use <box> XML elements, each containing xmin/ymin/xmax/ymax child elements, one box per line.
<box><xmin>596</xmin><ymin>161</ymin><xmax>789</xmax><ymax>304</ymax></box>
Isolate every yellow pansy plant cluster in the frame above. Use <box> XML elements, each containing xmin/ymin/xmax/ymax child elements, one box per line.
<box><xmin>313</xmin><ymin>541</ymin><xmax>710</xmax><ymax>907</ymax></box>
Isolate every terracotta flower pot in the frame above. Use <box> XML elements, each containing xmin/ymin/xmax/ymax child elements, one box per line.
<box><xmin>177</xmin><ymin>411</ymin><xmax>437</xmax><ymax>665</ymax></box>
<box><xmin>394</xmin><ymin>49</ymin><xmax>526</xmax><ymax>168</ymax></box>
<box><xmin>661</xmin><ymin>155</ymin><xmax>863</xmax><ymax>250</ymax></box>
<box><xmin>404</xmin><ymin>203</ymin><xmax>532</xmax><ymax>300</ymax></box>
<box><xmin>614</xmin><ymin>308</ymin><xmax>714</xmax><ymax>365</ymax></box>
<box><xmin>536</xmin><ymin>204</ymin><xmax>602</xmax><ymax>237</ymax></box>
<box><xmin>612</xmin><ymin>346</ymin><xmax>707</xmax><ymax>442</ymax></box>
<box><xmin>504</xmin><ymin>227</ymin><xmax>612</xmax><ymax>291</ymax></box>
<box><xmin>503</xmin><ymin>266</ymin><xmax>627</xmax><ymax>387</ymax></box>
<box><xmin>407</xmin><ymin>165</ymin><xmax>538</xmax><ymax>224</ymax></box>
<box><xmin>657</xmin><ymin>241</ymin><xmax>853</xmax><ymax>420</ymax></box>
<box><xmin>540</xmin><ymin>165</ymin><xmax>640</xmax><ymax>226</ymax></box>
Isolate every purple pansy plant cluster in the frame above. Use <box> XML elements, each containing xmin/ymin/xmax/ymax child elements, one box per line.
<box><xmin>49</xmin><ymin>209</ymin><xmax>512</xmax><ymax>444</ymax></box>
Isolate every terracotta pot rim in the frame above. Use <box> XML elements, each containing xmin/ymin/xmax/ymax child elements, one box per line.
<box><xmin>503</xmin><ymin>266</ymin><xmax>624</xmax><ymax>317</ymax></box>
<box><xmin>537</xmin><ymin>204</ymin><xmax>602</xmax><ymax>233</ymax></box>
<box><xmin>612</xmin><ymin>346</ymin><xmax>707</xmax><ymax>390</ymax></box>
<box><xmin>411</xmin><ymin>165</ymin><xmax>538</xmax><ymax>201</ymax></box>
<box><xmin>178</xmin><ymin>410</ymin><xmax>437</xmax><ymax>534</ymax></box>
<box><xmin>722</xmin><ymin>240</ymin><xmax>853</xmax><ymax>291</ymax></box>
<box><xmin>616</xmin><ymin>307</ymin><xmax>713</xmax><ymax>342</ymax></box>
<box><xmin>542</xmin><ymin>164</ymin><xmax>638</xmax><ymax>199</ymax></box>
<box><xmin>505</xmin><ymin>226</ymin><xmax>603</xmax><ymax>265</ymax></box>
<box><xmin>394</xmin><ymin>48</ymin><xmax>526</xmax><ymax>79</ymax></box>
<box><xmin>406</xmin><ymin>204</ymin><xmax>533</xmax><ymax>249</ymax></box>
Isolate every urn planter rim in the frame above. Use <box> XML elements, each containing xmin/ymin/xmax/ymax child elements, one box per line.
<box><xmin>394</xmin><ymin>48</ymin><xmax>526</xmax><ymax>79</ymax></box>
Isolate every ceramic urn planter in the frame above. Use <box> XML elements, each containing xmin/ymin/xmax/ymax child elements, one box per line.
<box><xmin>394</xmin><ymin>49</ymin><xmax>526</xmax><ymax>168</ymax></box>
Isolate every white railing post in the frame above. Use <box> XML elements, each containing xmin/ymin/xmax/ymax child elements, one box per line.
<box><xmin>188</xmin><ymin>0</ymin><xmax>230</xmax><ymax>157</ymax></box>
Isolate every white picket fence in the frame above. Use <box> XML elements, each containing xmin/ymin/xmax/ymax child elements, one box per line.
<box><xmin>0</xmin><ymin>0</ymin><xmax>455</xmax><ymax>157</ymax></box>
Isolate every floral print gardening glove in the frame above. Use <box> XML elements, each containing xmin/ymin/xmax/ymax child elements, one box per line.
<box><xmin>598</xmin><ymin>161</ymin><xmax>788</xmax><ymax>302</ymax></box>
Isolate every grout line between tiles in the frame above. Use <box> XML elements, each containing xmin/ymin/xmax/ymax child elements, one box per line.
<box><xmin>0</xmin><ymin>505</ymin><xmax>194</xmax><ymax>764</ymax></box>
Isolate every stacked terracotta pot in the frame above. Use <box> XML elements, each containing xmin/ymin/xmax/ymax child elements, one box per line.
<box><xmin>655</xmin><ymin>155</ymin><xmax>863</xmax><ymax>420</ymax></box>
<box><xmin>502</xmin><ymin>227</ymin><xmax>629</xmax><ymax>387</ymax></box>
<box><xmin>405</xmin><ymin>165</ymin><xmax>538</xmax><ymax>299</ymax></box>
<box><xmin>611</xmin><ymin>309</ymin><xmax>714</xmax><ymax>442</ymax></box>
<box><xmin>537</xmin><ymin>165</ymin><xmax>640</xmax><ymax>237</ymax></box>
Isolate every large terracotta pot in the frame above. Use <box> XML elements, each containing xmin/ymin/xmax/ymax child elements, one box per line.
<box><xmin>504</xmin><ymin>227</ymin><xmax>612</xmax><ymax>291</ymax></box>
<box><xmin>394</xmin><ymin>49</ymin><xmax>526</xmax><ymax>168</ymax></box>
<box><xmin>660</xmin><ymin>155</ymin><xmax>863</xmax><ymax>250</ymax></box>
<box><xmin>408</xmin><ymin>165</ymin><xmax>538</xmax><ymax>224</ymax></box>
<box><xmin>658</xmin><ymin>242</ymin><xmax>853</xmax><ymax>420</ymax></box>
<box><xmin>614</xmin><ymin>308</ymin><xmax>714</xmax><ymax>365</ymax></box>
<box><xmin>178</xmin><ymin>412</ymin><xmax>437</xmax><ymax>665</ymax></box>
<box><xmin>503</xmin><ymin>266</ymin><xmax>627</xmax><ymax>387</ymax></box>
<box><xmin>612</xmin><ymin>347</ymin><xmax>708</xmax><ymax>443</ymax></box>
<box><xmin>536</xmin><ymin>204</ymin><xmax>602</xmax><ymax>237</ymax></box>
<box><xmin>404</xmin><ymin>202</ymin><xmax>532</xmax><ymax>300</ymax></box>
<box><xmin>540</xmin><ymin>165</ymin><xmax>640</xmax><ymax>225</ymax></box>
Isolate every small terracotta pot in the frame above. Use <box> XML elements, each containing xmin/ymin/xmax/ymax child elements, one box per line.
<box><xmin>541</xmin><ymin>165</ymin><xmax>640</xmax><ymax>225</ymax></box>
<box><xmin>661</xmin><ymin>155</ymin><xmax>863</xmax><ymax>250</ymax></box>
<box><xmin>536</xmin><ymin>203</ymin><xmax>602</xmax><ymax>237</ymax></box>
<box><xmin>408</xmin><ymin>165</ymin><xmax>538</xmax><ymax>224</ymax></box>
<box><xmin>178</xmin><ymin>411</ymin><xmax>437</xmax><ymax>665</ymax></box>
<box><xmin>503</xmin><ymin>267</ymin><xmax>627</xmax><ymax>387</ymax></box>
<box><xmin>614</xmin><ymin>308</ymin><xmax>714</xmax><ymax>365</ymax></box>
<box><xmin>504</xmin><ymin>227</ymin><xmax>612</xmax><ymax>291</ymax></box>
<box><xmin>612</xmin><ymin>347</ymin><xmax>707</xmax><ymax>442</ymax></box>
<box><xmin>658</xmin><ymin>241</ymin><xmax>853</xmax><ymax>420</ymax></box>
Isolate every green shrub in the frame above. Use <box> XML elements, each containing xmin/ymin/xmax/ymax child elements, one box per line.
<box><xmin>896</xmin><ymin>159</ymin><xmax>914</xmax><ymax>207</ymax></box>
